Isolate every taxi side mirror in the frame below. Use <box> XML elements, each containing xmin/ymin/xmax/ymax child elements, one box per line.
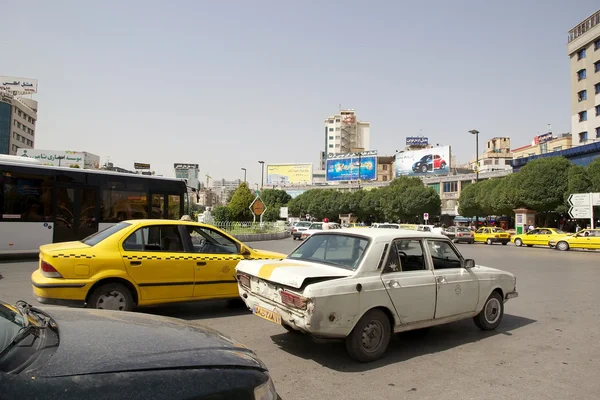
<box><xmin>240</xmin><ymin>245</ymin><xmax>251</xmax><ymax>256</ymax></box>
<box><xmin>464</xmin><ymin>259</ymin><xmax>475</xmax><ymax>269</ymax></box>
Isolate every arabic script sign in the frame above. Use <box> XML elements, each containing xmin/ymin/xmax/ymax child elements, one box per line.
<box><xmin>17</xmin><ymin>149</ymin><xmax>100</xmax><ymax>169</ymax></box>
<box><xmin>174</xmin><ymin>163</ymin><xmax>199</xmax><ymax>169</ymax></box>
<box><xmin>0</xmin><ymin>76</ymin><xmax>38</xmax><ymax>95</ymax></box>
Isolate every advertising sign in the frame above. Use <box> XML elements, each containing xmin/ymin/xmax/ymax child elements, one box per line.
<box><xmin>266</xmin><ymin>164</ymin><xmax>312</xmax><ymax>185</ymax></box>
<box><xmin>0</xmin><ymin>76</ymin><xmax>38</xmax><ymax>95</ymax></box>
<box><xmin>326</xmin><ymin>152</ymin><xmax>377</xmax><ymax>182</ymax></box>
<box><xmin>134</xmin><ymin>163</ymin><xmax>150</xmax><ymax>170</ymax></box>
<box><xmin>534</xmin><ymin>132</ymin><xmax>553</xmax><ymax>145</ymax></box>
<box><xmin>394</xmin><ymin>146</ymin><xmax>451</xmax><ymax>177</ymax></box>
<box><xmin>406</xmin><ymin>136</ymin><xmax>429</xmax><ymax>146</ymax></box>
<box><xmin>17</xmin><ymin>149</ymin><xmax>100</xmax><ymax>169</ymax></box>
<box><xmin>174</xmin><ymin>163</ymin><xmax>199</xmax><ymax>169</ymax></box>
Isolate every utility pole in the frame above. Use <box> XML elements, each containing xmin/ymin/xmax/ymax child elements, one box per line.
<box><xmin>258</xmin><ymin>161</ymin><xmax>265</xmax><ymax>189</ymax></box>
<box><xmin>241</xmin><ymin>168</ymin><xmax>247</xmax><ymax>183</ymax></box>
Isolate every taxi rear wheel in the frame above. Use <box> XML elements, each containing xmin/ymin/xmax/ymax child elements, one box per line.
<box><xmin>514</xmin><ymin>238</ymin><xmax>523</xmax><ymax>247</ymax></box>
<box><xmin>556</xmin><ymin>241</ymin><xmax>570</xmax><ymax>251</ymax></box>
<box><xmin>88</xmin><ymin>283</ymin><xmax>134</xmax><ymax>312</ymax></box>
<box><xmin>345</xmin><ymin>309</ymin><xmax>391</xmax><ymax>363</ymax></box>
<box><xmin>486</xmin><ymin>238</ymin><xmax>493</xmax><ymax>245</ymax></box>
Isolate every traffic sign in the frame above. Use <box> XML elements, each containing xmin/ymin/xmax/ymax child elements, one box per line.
<box><xmin>250</xmin><ymin>197</ymin><xmax>266</xmax><ymax>216</ymax></box>
<box><xmin>568</xmin><ymin>206</ymin><xmax>592</xmax><ymax>219</ymax></box>
<box><xmin>568</xmin><ymin>193</ymin><xmax>591</xmax><ymax>206</ymax></box>
<box><xmin>423</xmin><ymin>213</ymin><xmax>429</xmax><ymax>221</ymax></box>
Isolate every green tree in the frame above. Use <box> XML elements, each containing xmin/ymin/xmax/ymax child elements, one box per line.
<box><xmin>587</xmin><ymin>158</ymin><xmax>600</xmax><ymax>192</ymax></box>
<box><xmin>260</xmin><ymin>189</ymin><xmax>292</xmax><ymax>206</ymax></box>
<box><xmin>490</xmin><ymin>174</ymin><xmax>521</xmax><ymax>216</ymax></box>
<box><xmin>458</xmin><ymin>182</ymin><xmax>483</xmax><ymax>217</ymax></box>
<box><xmin>475</xmin><ymin>179</ymin><xmax>501</xmax><ymax>216</ymax></box>
<box><xmin>517</xmin><ymin>157</ymin><xmax>571</xmax><ymax>212</ymax></box>
<box><xmin>212</xmin><ymin>205</ymin><xmax>233</xmax><ymax>222</ymax></box>
<box><xmin>228</xmin><ymin>182</ymin><xmax>254</xmax><ymax>221</ymax></box>
<box><xmin>565</xmin><ymin>165</ymin><xmax>592</xmax><ymax>202</ymax></box>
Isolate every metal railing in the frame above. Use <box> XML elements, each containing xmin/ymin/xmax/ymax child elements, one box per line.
<box><xmin>211</xmin><ymin>221</ymin><xmax>287</xmax><ymax>235</ymax></box>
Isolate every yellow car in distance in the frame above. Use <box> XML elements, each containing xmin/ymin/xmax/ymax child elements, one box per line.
<box><xmin>31</xmin><ymin>220</ymin><xmax>285</xmax><ymax>311</ymax></box>
<box><xmin>550</xmin><ymin>229</ymin><xmax>600</xmax><ymax>251</ymax></box>
<box><xmin>512</xmin><ymin>228</ymin><xmax>568</xmax><ymax>248</ymax></box>
<box><xmin>474</xmin><ymin>227</ymin><xmax>511</xmax><ymax>245</ymax></box>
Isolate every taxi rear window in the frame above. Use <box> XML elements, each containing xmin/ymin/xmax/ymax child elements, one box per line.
<box><xmin>82</xmin><ymin>222</ymin><xmax>131</xmax><ymax>246</ymax></box>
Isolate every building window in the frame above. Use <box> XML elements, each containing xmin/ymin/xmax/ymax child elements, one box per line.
<box><xmin>596</xmin><ymin>127</ymin><xmax>600</xmax><ymax>138</ymax></box>
<box><xmin>579</xmin><ymin>131</ymin><xmax>588</xmax><ymax>142</ymax></box>
<box><xmin>382</xmin><ymin>175</ymin><xmax>388</xmax><ymax>182</ymax></box>
<box><xmin>335</xmin><ymin>144</ymin><xmax>340</xmax><ymax>148</ymax></box>
<box><xmin>494</xmin><ymin>159</ymin><xmax>499</xmax><ymax>165</ymax></box>
<box><xmin>596</xmin><ymin>39</ymin><xmax>600</xmax><ymax>50</ymax></box>
<box><xmin>335</xmin><ymin>119</ymin><xmax>340</xmax><ymax>122</ymax></box>
<box><xmin>578</xmin><ymin>48</ymin><xmax>586</xmax><ymax>60</ymax></box>
<box><xmin>443</xmin><ymin>181</ymin><xmax>458</xmax><ymax>193</ymax></box>
<box><xmin>578</xmin><ymin>90</ymin><xmax>587</xmax><ymax>101</ymax></box>
<box><xmin>579</xmin><ymin>110</ymin><xmax>587</xmax><ymax>121</ymax></box>
<box><xmin>329</xmin><ymin>128</ymin><xmax>333</xmax><ymax>132</ymax></box>
<box><xmin>17</xmin><ymin>110</ymin><xmax>21</xmax><ymax>117</ymax></box>
<box><xmin>596</xmin><ymin>105</ymin><xmax>600</xmax><ymax>116</ymax></box>
<box><xmin>578</xmin><ymin>69</ymin><xmax>587</xmax><ymax>80</ymax></box>
<box><xmin>596</xmin><ymin>83</ymin><xmax>600</xmax><ymax>94</ymax></box>
<box><xmin>329</xmin><ymin>136</ymin><xmax>334</xmax><ymax>140</ymax></box>
<box><xmin>335</xmin><ymin>135</ymin><xmax>340</xmax><ymax>139</ymax></box>
<box><xmin>382</xmin><ymin>164</ymin><xmax>388</xmax><ymax>171</ymax></box>
<box><xmin>328</xmin><ymin>119</ymin><xmax>334</xmax><ymax>123</ymax></box>
<box><xmin>596</xmin><ymin>61</ymin><xmax>600</xmax><ymax>73</ymax></box>
<box><xmin>335</xmin><ymin>127</ymin><xmax>340</xmax><ymax>131</ymax></box>
<box><xmin>329</xmin><ymin>144</ymin><xmax>333</xmax><ymax>148</ymax></box>
<box><xmin>553</xmin><ymin>146</ymin><xmax>563</xmax><ymax>152</ymax></box>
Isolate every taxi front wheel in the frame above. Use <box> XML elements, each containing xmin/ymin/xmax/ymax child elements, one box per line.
<box><xmin>88</xmin><ymin>283</ymin><xmax>134</xmax><ymax>312</ymax></box>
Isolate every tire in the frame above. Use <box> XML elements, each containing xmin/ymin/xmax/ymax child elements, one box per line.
<box><xmin>87</xmin><ymin>283</ymin><xmax>134</xmax><ymax>311</ymax></box>
<box><xmin>441</xmin><ymin>162</ymin><xmax>447</xmax><ymax>169</ymax></box>
<box><xmin>527</xmin><ymin>244</ymin><xmax>533</xmax><ymax>247</ymax></box>
<box><xmin>486</xmin><ymin>238</ymin><xmax>493</xmax><ymax>245</ymax></box>
<box><xmin>473</xmin><ymin>291</ymin><xmax>504</xmax><ymax>331</ymax></box>
<box><xmin>501</xmin><ymin>242</ymin><xmax>507</xmax><ymax>246</ymax></box>
<box><xmin>345</xmin><ymin>309</ymin><xmax>391</xmax><ymax>363</ymax></box>
<box><xmin>514</xmin><ymin>238</ymin><xmax>523</xmax><ymax>247</ymax></box>
<box><xmin>556</xmin><ymin>241</ymin><xmax>570</xmax><ymax>251</ymax></box>
<box><xmin>420</xmin><ymin>165</ymin><xmax>428</xmax><ymax>173</ymax></box>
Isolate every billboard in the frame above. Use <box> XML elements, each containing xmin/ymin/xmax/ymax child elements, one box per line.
<box><xmin>17</xmin><ymin>149</ymin><xmax>100</xmax><ymax>169</ymax></box>
<box><xmin>174</xmin><ymin>163</ymin><xmax>199</xmax><ymax>169</ymax></box>
<box><xmin>534</xmin><ymin>133</ymin><xmax>553</xmax><ymax>145</ymax></box>
<box><xmin>394</xmin><ymin>146</ymin><xmax>451</xmax><ymax>177</ymax></box>
<box><xmin>266</xmin><ymin>164</ymin><xmax>312</xmax><ymax>185</ymax></box>
<box><xmin>0</xmin><ymin>76</ymin><xmax>38</xmax><ymax>95</ymax></box>
<box><xmin>406</xmin><ymin>136</ymin><xmax>429</xmax><ymax>146</ymax></box>
<box><xmin>326</xmin><ymin>152</ymin><xmax>377</xmax><ymax>181</ymax></box>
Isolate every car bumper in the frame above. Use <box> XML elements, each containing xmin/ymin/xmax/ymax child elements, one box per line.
<box><xmin>488</xmin><ymin>238</ymin><xmax>510</xmax><ymax>243</ymax></box>
<box><xmin>35</xmin><ymin>296</ymin><xmax>86</xmax><ymax>307</ymax></box>
<box><xmin>505</xmin><ymin>291</ymin><xmax>518</xmax><ymax>300</ymax></box>
<box><xmin>31</xmin><ymin>269</ymin><xmax>90</xmax><ymax>305</ymax></box>
<box><xmin>454</xmin><ymin>237</ymin><xmax>474</xmax><ymax>242</ymax></box>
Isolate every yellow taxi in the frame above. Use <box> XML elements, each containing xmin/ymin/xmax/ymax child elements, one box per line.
<box><xmin>31</xmin><ymin>220</ymin><xmax>284</xmax><ymax>311</ymax></box>
<box><xmin>512</xmin><ymin>228</ymin><xmax>568</xmax><ymax>248</ymax></box>
<box><xmin>474</xmin><ymin>227</ymin><xmax>511</xmax><ymax>245</ymax></box>
<box><xmin>550</xmin><ymin>229</ymin><xmax>600</xmax><ymax>251</ymax></box>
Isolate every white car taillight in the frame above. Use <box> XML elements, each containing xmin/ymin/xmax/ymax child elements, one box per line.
<box><xmin>280</xmin><ymin>290</ymin><xmax>308</xmax><ymax>310</ymax></box>
<box><xmin>237</xmin><ymin>273</ymin><xmax>251</xmax><ymax>288</ymax></box>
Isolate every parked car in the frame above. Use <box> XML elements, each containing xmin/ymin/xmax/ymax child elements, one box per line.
<box><xmin>550</xmin><ymin>228</ymin><xmax>600</xmax><ymax>251</ymax></box>
<box><xmin>0</xmin><ymin>300</ymin><xmax>279</xmax><ymax>399</ymax></box>
<box><xmin>376</xmin><ymin>224</ymin><xmax>400</xmax><ymax>229</ymax></box>
<box><xmin>31</xmin><ymin>220</ymin><xmax>284</xmax><ymax>311</ymax></box>
<box><xmin>236</xmin><ymin>230</ymin><xmax>518</xmax><ymax>362</ymax></box>
<box><xmin>512</xmin><ymin>228</ymin><xmax>567</xmax><ymax>248</ymax></box>
<box><xmin>292</xmin><ymin>221</ymin><xmax>313</xmax><ymax>240</ymax></box>
<box><xmin>412</xmin><ymin>154</ymin><xmax>447</xmax><ymax>173</ymax></box>
<box><xmin>474</xmin><ymin>227</ymin><xmax>511</xmax><ymax>245</ymax></box>
<box><xmin>443</xmin><ymin>226</ymin><xmax>475</xmax><ymax>243</ymax></box>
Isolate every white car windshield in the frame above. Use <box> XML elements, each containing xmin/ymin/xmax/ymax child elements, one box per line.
<box><xmin>288</xmin><ymin>233</ymin><xmax>369</xmax><ymax>271</ymax></box>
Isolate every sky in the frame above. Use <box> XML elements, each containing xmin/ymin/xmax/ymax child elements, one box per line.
<box><xmin>2</xmin><ymin>1</ymin><xmax>599</xmax><ymax>186</ymax></box>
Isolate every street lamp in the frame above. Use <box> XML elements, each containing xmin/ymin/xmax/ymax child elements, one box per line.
<box><xmin>241</xmin><ymin>168</ymin><xmax>247</xmax><ymax>183</ymax></box>
<box><xmin>258</xmin><ymin>161</ymin><xmax>265</xmax><ymax>189</ymax></box>
<box><xmin>255</xmin><ymin>183</ymin><xmax>259</xmax><ymax>191</ymax></box>
<box><xmin>469</xmin><ymin>130</ymin><xmax>480</xmax><ymax>182</ymax></box>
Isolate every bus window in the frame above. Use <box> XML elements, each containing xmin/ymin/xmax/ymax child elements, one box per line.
<box><xmin>1</xmin><ymin>173</ymin><xmax>53</xmax><ymax>222</ymax></box>
<box><xmin>102</xmin><ymin>190</ymin><xmax>148</xmax><ymax>222</ymax></box>
<box><xmin>151</xmin><ymin>194</ymin><xmax>165</xmax><ymax>219</ymax></box>
<box><xmin>168</xmin><ymin>194</ymin><xmax>181</xmax><ymax>219</ymax></box>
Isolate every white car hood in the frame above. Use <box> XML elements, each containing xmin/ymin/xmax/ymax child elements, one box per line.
<box><xmin>236</xmin><ymin>259</ymin><xmax>352</xmax><ymax>289</ymax></box>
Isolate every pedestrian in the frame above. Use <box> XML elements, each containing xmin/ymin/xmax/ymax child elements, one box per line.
<box><xmin>528</xmin><ymin>223</ymin><xmax>534</xmax><ymax>232</ymax></box>
<box><xmin>181</xmin><ymin>215</ymin><xmax>193</xmax><ymax>222</ymax></box>
<box><xmin>576</xmin><ymin>223</ymin><xmax>581</xmax><ymax>232</ymax></box>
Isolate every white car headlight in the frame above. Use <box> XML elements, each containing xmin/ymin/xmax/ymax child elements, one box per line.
<box><xmin>254</xmin><ymin>375</ymin><xmax>278</xmax><ymax>400</ymax></box>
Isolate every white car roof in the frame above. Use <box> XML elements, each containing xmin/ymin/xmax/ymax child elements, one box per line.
<box><xmin>320</xmin><ymin>228</ymin><xmax>448</xmax><ymax>242</ymax></box>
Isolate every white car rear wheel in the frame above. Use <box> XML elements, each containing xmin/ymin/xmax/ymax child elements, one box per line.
<box><xmin>345</xmin><ymin>309</ymin><xmax>391</xmax><ymax>363</ymax></box>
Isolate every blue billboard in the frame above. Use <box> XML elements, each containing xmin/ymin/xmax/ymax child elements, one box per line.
<box><xmin>406</xmin><ymin>136</ymin><xmax>429</xmax><ymax>146</ymax></box>
<box><xmin>326</xmin><ymin>156</ymin><xmax>377</xmax><ymax>181</ymax></box>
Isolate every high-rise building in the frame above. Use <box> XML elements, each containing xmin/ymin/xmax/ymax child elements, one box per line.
<box><xmin>174</xmin><ymin>163</ymin><xmax>200</xmax><ymax>189</ymax></box>
<box><xmin>567</xmin><ymin>10</ymin><xmax>600</xmax><ymax>146</ymax></box>
<box><xmin>322</xmin><ymin>109</ymin><xmax>370</xmax><ymax>168</ymax></box>
<box><xmin>0</xmin><ymin>92</ymin><xmax>38</xmax><ymax>155</ymax></box>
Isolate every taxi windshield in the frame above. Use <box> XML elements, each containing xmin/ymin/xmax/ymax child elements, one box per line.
<box><xmin>0</xmin><ymin>302</ymin><xmax>26</xmax><ymax>354</ymax></box>
<box><xmin>288</xmin><ymin>233</ymin><xmax>369</xmax><ymax>271</ymax></box>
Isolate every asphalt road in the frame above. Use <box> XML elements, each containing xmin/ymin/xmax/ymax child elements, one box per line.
<box><xmin>1</xmin><ymin>239</ymin><xmax>599</xmax><ymax>400</ymax></box>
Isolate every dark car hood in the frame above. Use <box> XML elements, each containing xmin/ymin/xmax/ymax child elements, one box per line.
<box><xmin>25</xmin><ymin>308</ymin><xmax>265</xmax><ymax>378</ymax></box>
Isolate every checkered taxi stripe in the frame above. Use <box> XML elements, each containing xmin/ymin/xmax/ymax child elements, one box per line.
<box><xmin>121</xmin><ymin>255</ymin><xmax>277</xmax><ymax>261</ymax></box>
<box><xmin>52</xmin><ymin>254</ymin><xmax>96</xmax><ymax>259</ymax></box>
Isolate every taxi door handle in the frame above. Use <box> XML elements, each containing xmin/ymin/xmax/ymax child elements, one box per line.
<box><xmin>386</xmin><ymin>280</ymin><xmax>400</xmax><ymax>288</ymax></box>
<box><xmin>130</xmin><ymin>261</ymin><xmax>142</xmax><ymax>266</ymax></box>
<box><xmin>196</xmin><ymin>262</ymin><xmax>206</xmax><ymax>266</ymax></box>
<box><xmin>436</xmin><ymin>276</ymin><xmax>447</xmax><ymax>284</ymax></box>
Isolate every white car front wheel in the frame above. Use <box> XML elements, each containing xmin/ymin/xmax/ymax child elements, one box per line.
<box><xmin>473</xmin><ymin>291</ymin><xmax>504</xmax><ymax>330</ymax></box>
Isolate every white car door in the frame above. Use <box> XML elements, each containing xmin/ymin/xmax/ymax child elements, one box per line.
<box><xmin>426</xmin><ymin>239</ymin><xmax>479</xmax><ymax>319</ymax></box>
<box><xmin>380</xmin><ymin>239</ymin><xmax>436</xmax><ymax>324</ymax></box>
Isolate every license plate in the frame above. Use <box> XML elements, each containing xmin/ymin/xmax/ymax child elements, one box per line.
<box><xmin>253</xmin><ymin>305</ymin><xmax>281</xmax><ymax>325</ymax></box>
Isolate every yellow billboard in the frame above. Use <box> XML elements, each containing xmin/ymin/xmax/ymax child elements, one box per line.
<box><xmin>266</xmin><ymin>164</ymin><xmax>312</xmax><ymax>185</ymax></box>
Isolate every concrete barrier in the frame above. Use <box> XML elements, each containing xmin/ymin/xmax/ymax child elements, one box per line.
<box><xmin>233</xmin><ymin>231</ymin><xmax>290</xmax><ymax>242</ymax></box>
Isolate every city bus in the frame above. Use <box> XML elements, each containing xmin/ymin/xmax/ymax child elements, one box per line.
<box><xmin>0</xmin><ymin>156</ymin><xmax>187</xmax><ymax>250</ymax></box>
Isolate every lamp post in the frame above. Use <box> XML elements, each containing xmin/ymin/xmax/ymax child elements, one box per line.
<box><xmin>258</xmin><ymin>161</ymin><xmax>265</xmax><ymax>189</ymax></box>
<box><xmin>469</xmin><ymin>130</ymin><xmax>480</xmax><ymax>182</ymax></box>
<box><xmin>241</xmin><ymin>168</ymin><xmax>247</xmax><ymax>183</ymax></box>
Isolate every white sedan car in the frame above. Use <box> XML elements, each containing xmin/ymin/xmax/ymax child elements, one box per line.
<box><xmin>299</xmin><ymin>222</ymin><xmax>341</xmax><ymax>240</ymax></box>
<box><xmin>236</xmin><ymin>229</ymin><xmax>518</xmax><ymax>362</ymax></box>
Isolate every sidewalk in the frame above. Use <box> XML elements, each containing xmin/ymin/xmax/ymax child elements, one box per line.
<box><xmin>0</xmin><ymin>250</ymin><xmax>39</xmax><ymax>262</ymax></box>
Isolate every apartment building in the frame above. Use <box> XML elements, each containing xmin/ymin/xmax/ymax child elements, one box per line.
<box><xmin>323</xmin><ymin>109</ymin><xmax>370</xmax><ymax>158</ymax></box>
